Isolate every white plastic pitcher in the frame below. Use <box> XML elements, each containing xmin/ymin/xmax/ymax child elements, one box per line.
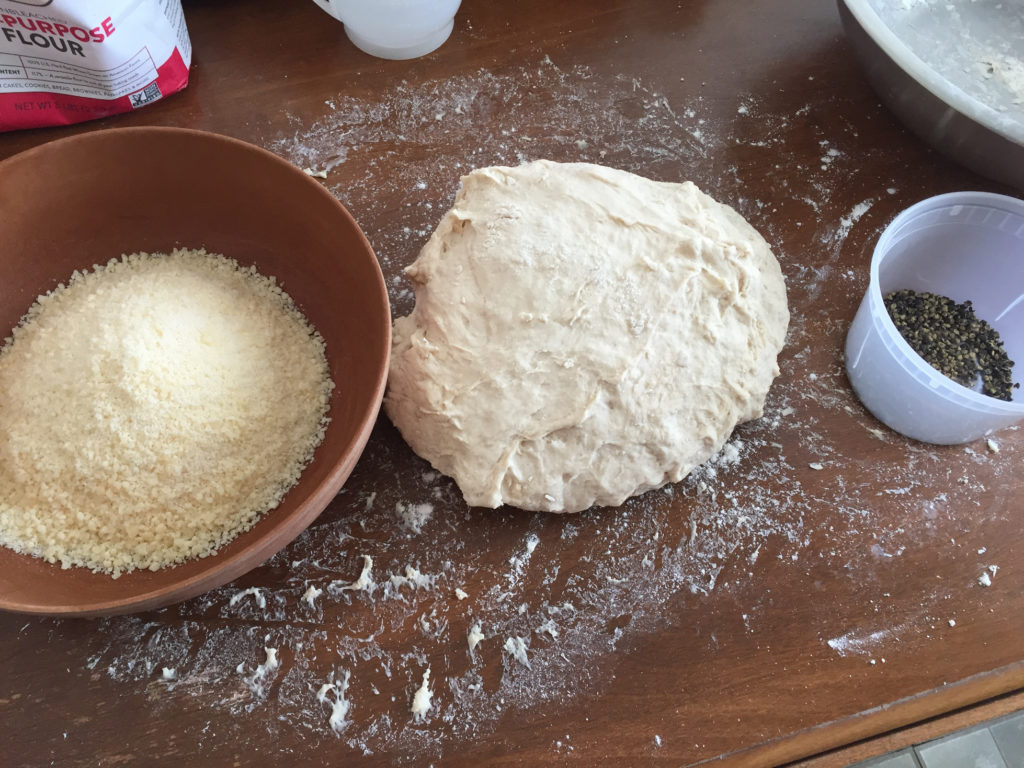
<box><xmin>845</xmin><ymin>192</ymin><xmax>1024</xmax><ymax>444</ymax></box>
<box><xmin>311</xmin><ymin>0</ymin><xmax>462</xmax><ymax>60</ymax></box>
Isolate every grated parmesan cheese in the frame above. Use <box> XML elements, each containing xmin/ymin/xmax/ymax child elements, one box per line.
<box><xmin>0</xmin><ymin>248</ymin><xmax>333</xmax><ymax>576</ymax></box>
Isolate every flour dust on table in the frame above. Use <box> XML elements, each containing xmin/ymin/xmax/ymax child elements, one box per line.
<box><xmin>77</xmin><ymin>381</ymin><xmax>1015</xmax><ymax>757</ymax></box>
<box><xmin>54</xmin><ymin>57</ymin><xmax>1019</xmax><ymax>760</ymax></box>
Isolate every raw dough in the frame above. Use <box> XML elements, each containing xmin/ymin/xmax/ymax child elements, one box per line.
<box><xmin>386</xmin><ymin>160</ymin><xmax>789</xmax><ymax>513</ymax></box>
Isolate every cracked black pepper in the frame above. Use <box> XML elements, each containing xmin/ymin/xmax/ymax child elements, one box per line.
<box><xmin>884</xmin><ymin>289</ymin><xmax>1018</xmax><ymax>402</ymax></box>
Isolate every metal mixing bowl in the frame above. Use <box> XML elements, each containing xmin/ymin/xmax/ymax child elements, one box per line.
<box><xmin>839</xmin><ymin>0</ymin><xmax>1024</xmax><ymax>191</ymax></box>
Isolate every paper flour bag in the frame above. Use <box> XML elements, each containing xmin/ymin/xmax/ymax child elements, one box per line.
<box><xmin>0</xmin><ymin>0</ymin><xmax>191</xmax><ymax>130</ymax></box>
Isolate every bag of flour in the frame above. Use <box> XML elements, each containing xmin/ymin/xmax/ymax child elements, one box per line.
<box><xmin>0</xmin><ymin>0</ymin><xmax>191</xmax><ymax>131</ymax></box>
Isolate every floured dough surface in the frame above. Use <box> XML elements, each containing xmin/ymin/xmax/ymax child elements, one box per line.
<box><xmin>386</xmin><ymin>160</ymin><xmax>789</xmax><ymax>513</ymax></box>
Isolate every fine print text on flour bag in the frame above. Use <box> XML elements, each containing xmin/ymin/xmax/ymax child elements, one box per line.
<box><xmin>0</xmin><ymin>0</ymin><xmax>191</xmax><ymax>131</ymax></box>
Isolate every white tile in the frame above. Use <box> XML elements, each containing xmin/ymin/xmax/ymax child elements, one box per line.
<box><xmin>850</xmin><ymin>748</ymin><xmax>921</xmax><ymax>768</ymax></box>
<box><xmin>916</xmin><ymin>728</ymin><xmax>1008</xmax><ymax>768</ymax></box>
<box><xmin>991</xmin><ymin>712</ymin><xmax>1024</xmax><ymax>768</ymax></box>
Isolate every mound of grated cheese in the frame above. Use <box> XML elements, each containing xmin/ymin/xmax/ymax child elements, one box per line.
<box><xmin>0</xmin><ymin>248</ymin><xmax>334</xmax><ymax>577</ymax></box>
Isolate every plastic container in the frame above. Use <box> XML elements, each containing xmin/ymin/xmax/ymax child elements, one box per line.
<box><xmin>312</xmin><ymin>0</ymin><xmax>462</xmax><ymax>60</ymax></box>
<box><xmin>845</xmin><ymin>192</ymin><xmax>1024</xmax><ymax>444</ymax></box>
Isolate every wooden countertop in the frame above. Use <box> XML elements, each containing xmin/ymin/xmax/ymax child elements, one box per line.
<box><xmin>1</xmin><ymin>1</ymin><xmax>1021</xmax><ymax>765</ymax></box>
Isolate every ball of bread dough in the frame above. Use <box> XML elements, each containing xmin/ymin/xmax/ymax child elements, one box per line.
<box><xmin>386</xmin><ymin>160</ymin><xmax>789</xmax><ymax>513</ymax></box>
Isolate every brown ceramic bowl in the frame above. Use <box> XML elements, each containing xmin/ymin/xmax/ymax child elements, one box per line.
<box><xmin>0</xmin><ymin>127</ymin><xmax>390</xmax><ymax>617</ymax></box>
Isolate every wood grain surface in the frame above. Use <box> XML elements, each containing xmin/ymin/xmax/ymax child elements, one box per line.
<box><xmin>1</xmin><ymin>1</ymin><xmax>1021</xmax><ymax>766</ymax></box>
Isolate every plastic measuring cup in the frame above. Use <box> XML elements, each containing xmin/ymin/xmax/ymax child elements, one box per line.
<box><xmin>311</xmin><ymin>0</ymin><xmax>462</xmax><ymax>60</ymax></box>
<box><xmin>845</xmin><ymin>191</ymin><xmax>1024</xmax><ymax>444</ymax></box>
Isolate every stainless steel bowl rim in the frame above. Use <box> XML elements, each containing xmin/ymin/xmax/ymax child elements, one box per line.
<box><xmin>842</xmin><ymin>0</ymin><xmax>1024</xmax><ymax>146</ymax></box>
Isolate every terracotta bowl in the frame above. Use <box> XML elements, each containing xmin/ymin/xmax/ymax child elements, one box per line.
<box><xmin>0</xmin><ymin>127</ymin><xmax>390</xmax><ymax>617</ymax></box>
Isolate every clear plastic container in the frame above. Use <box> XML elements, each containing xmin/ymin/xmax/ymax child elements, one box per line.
<box><xmin>312</xmin><ymin>0</ymin><xmax>462</xmax><ymax>60</ymax></box>
<box><xmin>845</xmin><ymin>191</ymin><xmax>1024</xmax><ymax>444</ymax></box>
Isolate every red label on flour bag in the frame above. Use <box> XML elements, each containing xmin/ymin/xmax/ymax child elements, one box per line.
<box><xmin>0</xmin><ymin>0</ymin><xmax>191</xmax><ymax>131</ymax></box>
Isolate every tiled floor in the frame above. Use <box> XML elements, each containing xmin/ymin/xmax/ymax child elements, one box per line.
<box><xmin>851</xmin><ymin>710</ymin><xmax>1024</xmax><ymax>768</ymax></box>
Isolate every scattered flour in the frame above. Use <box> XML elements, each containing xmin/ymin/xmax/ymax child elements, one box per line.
<box><xmin>261</xmin><ymin>648</ymin><xmax>279</xmax><ymax>673</ymax></box>
<box><xmin>396</xmin><ymin>502</ymin><xmax>434</xmax><ymax>534</ymax></box>
<box><xmin>302</xmin><ymin>584</ymin><xmax>323</xmax><ymax>609</ymax></box>
<box><xmin>330</xmin><ymin>555</ymin><xmax>374</xmax><ymax>594</ymax></box>
<box><xmin>835</xmin><ymin>199</ymin><xmax>875</xmax><ymax>243</ymax></box>
<box><xmin>827</xmin><ymin>626</ymin><xmax>907</xmax><ymax>658</ymax></box>
<box><xmin>410</xmin><ymin>669</ymin><xmax>432</xmax><ymax>722</ymax></box>
<box><xmin>318</xmin><ymin>671</ymin><xmax>352</xmax><ymax>732</ymax></box>
<box><xmin>467</xmin><ymin>623</ymin><xmax>485</xmax><ymax>658</ymax></box>
<box><xmin>242</xmin><ymin>647</ymin><xmax>280</xmax><ymax>698</ymax></box>
<box><xmin>978</xmin><ymin>565</ymin><xmax>999</xmax><ymax>587</ymax></box>
<box><xmin>388</xmin><ymin>566</ymin><xmax>436</xmax><ymax>591</ymax></box>
<box><xmin>230</xmin><ymin>587</ymin><xmax>266</xmax><ymax>611</ymax></box>
<box><xmin>536</xmin><ymin>618</ymin><xmax>559</xmax><ymax>639</ymax></box>
<box><xmin>503</xmin><ymin>637</ymin><xmax>532</xmax><ymax>670</ymax></box>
